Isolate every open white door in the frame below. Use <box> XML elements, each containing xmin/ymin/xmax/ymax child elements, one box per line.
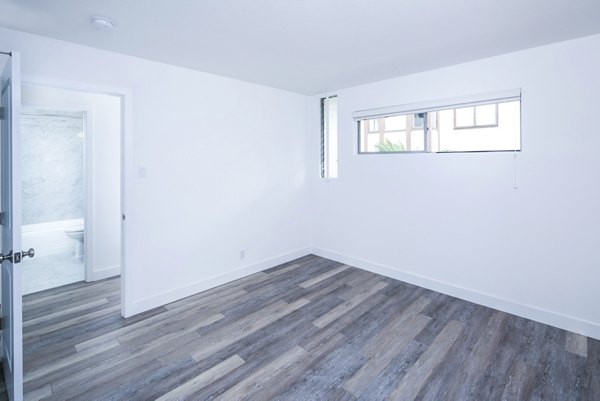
<box><xmin>1</xmin><ymin>51</ymin><xmax>23</xmax><ymax>401</ymax></box>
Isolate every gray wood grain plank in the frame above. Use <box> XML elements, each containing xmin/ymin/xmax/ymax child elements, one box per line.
<box><xmin>156</xmin><ymin>355</ymin><xmax>245</xmax><ymax>401</ymax></box>
<box><xmin>360</xmin><ymin>296</ymin><xmax>430</xmax><ymax>357</ymax></box>
<box><xmin>50</xmin><ymin>314</ymin><xmax>224</xmax><ymax>394</ymax></box>
<box><xmin>22</xmin><ymin>383</ymin><xmax>51</xmax><ymax>401</ymax></box>
<box><xmin>344</xmin><ymin>313</ymin><xmax>431</xmax><ymax>397</ymax></box>
<box><xmin>468</xmin><ymin>316</ymin><xmax>533</xmax><ymax>400</ymax></box>
<box><xmin>23</xmin><ymin>279</ymin><xmax>117</xmax><ymax>307</ymax></box>
<box><xmin>23</xmin><ymin>298</ymin><xmax>109</xmax><ymax>329</ymax></box>
<box><xmin>423</xmin><ymin>308</ymin><xmax>502</xmax><ymax>401</ymax></box>
<box><xmin>584</xmin><ymin>338</ymin><xmax>600</xmax><ymax>400</ymax></box>
<box><xmin>159</xmin><ymin>291</ymin><xmax>339</xmax><ymax>368</ymax></box>
<box><xmin>355</xmin><ymin>340</ymin><xmax>427</xmax><ymax>401</ymax></box>
<box><xmin>106</xmin><ymin>357</ymin><xmax>200</xmax><ymax>401</ymax></box>
<box><xmin>215</xmin><ymin>346</ymin><xmax>307</xmax><ymax>401</ymax></box>
<box><xmin>275</xmin><ymin>343</ymin><xmax>366</xmax><ymax>401</ymax></box>
<box><xmin>500</xmin><ymin>360</ymin><xmax>537</xmax><ymax>401</ymax></box>
<box><xmin>187</xmin><ymin>318</ymin><xmax>342</xmax><ymax>400</ymax></box>
<box><xmin>191</xmin><ymin>298</ymin><xmax>310</xmax><ymax>362</ymax></box>
<box><xmin>44</xmin><ymin>359</ymin><xmax>163</xmax><ymax>401</ymax></box>
<box><xmin>301</xmin><ymin>292</ymin><xmax>387</xmax><ymax>353</ymax></box>
<box><xmin>299</xmin><ymin>264</ymin><xmax>349</xmax><ymax>288</ymax></box>
<box><xmin>74</xmin><ymin>288</ymin><xmax>235</xmax><ymax>351</ymax></box>
<box><xmin>313</xmin><ymin>281</ymin><xmax>387</xmax><ymax>328</ymax></box>
<box><xmin>24</xmin><ymin>305</ymin><xmax>166</xmax><ymax>373</ymax></box>
<box><xmin>23</xmin><ymin>304</ymin><xmax>121</xmax><ymax>340</ymax></box>
<box><xmin>24</xmin><ymin>338</ymin><xmax>120</xmax><ymax>383</ymax></box>
<box><xmin>566</xmin><ymin>331</ymin><xmax>588</xmax><ymax>357</ymax></box>
<box><xmin>389</xmin><ymin>319</ymin><xmax>464</xmax><ymax>400</ymax></box>
<box><xmin>245</xmin><ymin>333</ymin><xmax>348</xmax><ymax>401</ymax></box>
<box><xmin>338</xmin><ymin>286</ymin><xmax>425</xmax><ymax>344</ymax></box>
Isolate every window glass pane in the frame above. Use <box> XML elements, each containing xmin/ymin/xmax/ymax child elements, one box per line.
<box><xmin>434</xmin><ymin>100</ymin><xmax>520</xmax><ymax>152</ymax></box>
<box><xmin>368</xmin><ymin>119</ymin><xmax>379</xmax><ymax>132</ymax></box>
<box><xmin>382</xmin><ymin>132</ymin><xmax>406</xmax><ymax>151</ymax></box>
<box><xmin>359</xmin><ymin>114</ymin><xmax>424</xmax><ymax>153</ymax></box>
<box><xmin>454</xmin><ymin>107</ymin><xmax>475</xmax><ymax>128</ymax></box>
<box><xmin>475</xmin><ymin>104</ymin><xmax>497</xmax><ymax>126</ymax></box>
<box><xmin>410</xmin><ymin>130</ymin><xmax>425</xmax><ymax>151</ymax></box>
<box><xmin>384</xmin><ymin>115</ymin><xmax>406</xmax><ymax>131</ymax></box>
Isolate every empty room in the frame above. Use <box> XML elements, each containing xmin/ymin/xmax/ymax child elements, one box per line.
<box><xmin>0</xmin><ymin>0</ymin><xmax>599</xmax><ymax>400</ymax></box>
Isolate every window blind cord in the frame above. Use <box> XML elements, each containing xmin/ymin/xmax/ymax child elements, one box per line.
<box><xmin>513</xmin><ymin>149</ymin><xmax>518</xmax><ymax>189</ymax></box>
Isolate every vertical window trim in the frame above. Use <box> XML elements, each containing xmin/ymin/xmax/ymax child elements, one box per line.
<box><xmin>320</xmin><ymin>95</ymin><xmax>338</xmax><ymax>178</ymax></box>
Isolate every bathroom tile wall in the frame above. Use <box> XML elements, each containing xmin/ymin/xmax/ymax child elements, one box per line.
<box><xmin>21</xmin><ymin>111</ymin><xmax>85</xmax><ymax>225</ymax></box>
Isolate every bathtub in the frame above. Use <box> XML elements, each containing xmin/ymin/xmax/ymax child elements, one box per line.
<box><xmin>22</xmin><ymin>218</ymin><xmax>83</xmax><ymax>258</ymax></box>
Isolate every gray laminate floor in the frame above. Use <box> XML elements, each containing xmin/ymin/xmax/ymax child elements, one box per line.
<box><xmin>23</xmin><ymin>255</ymin><xmax>599</xmax><ymax>400</ymax></box>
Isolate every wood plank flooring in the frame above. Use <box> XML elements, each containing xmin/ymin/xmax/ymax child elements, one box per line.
<box><xmin>23</xmin><ymin>255</ymin><xmax>600</xmax><ymax>400</ymax></box>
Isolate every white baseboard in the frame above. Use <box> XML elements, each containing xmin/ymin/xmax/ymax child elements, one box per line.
<box><xmin>127</xmin><ymin>248</ymin><xmax>312</xmax><ymax>317</ymax></box>
<box><xmin>89</xmin><ymin>265</ymin><xmax>121</xmax><ymax>282</ymax></box>
<box><xmin>311</xmin><ymin>247</ymin><xmax>600</xmax><ymax>340</ymax></box>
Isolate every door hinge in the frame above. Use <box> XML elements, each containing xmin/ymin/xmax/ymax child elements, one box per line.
<box><xmin>0</xmin><ymin>107</ymin><xmax>5</xmax><ymax>120</ymax></box>
<box><xmin>0</xmin><ymin>212</ymin><xmax>4</xmax><ymax>225</ymax></box>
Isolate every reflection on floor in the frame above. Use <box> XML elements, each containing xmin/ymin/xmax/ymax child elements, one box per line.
<box><xmin>22</xmin><ymin>251</ymin><xmax>84</xmax><ymax>295</ymax></box>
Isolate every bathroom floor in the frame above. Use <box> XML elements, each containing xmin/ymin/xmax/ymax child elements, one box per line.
<box><xmin>22</xmin><ymin>251</ymin><xmax>84</xmax><ymax>295</ymax></box>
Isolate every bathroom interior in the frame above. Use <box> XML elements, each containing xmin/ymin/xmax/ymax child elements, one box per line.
<box><xmin>21</xmin><ymin>108</ymin><xmax>87</xmax><ymax>294</ymax></box>
<box><xmin>20</xmin><ymin>84</ymin><xmax>122</xmax><ymax>295</ymax></box>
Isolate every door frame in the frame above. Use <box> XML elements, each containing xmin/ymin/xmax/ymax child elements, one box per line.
<box><xmin>21</xmin><ymin>75</ymin><xmax>134</xmax><ymax>317</ymax></box>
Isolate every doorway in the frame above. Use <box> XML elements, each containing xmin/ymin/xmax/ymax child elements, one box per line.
<box><xmin>20</xmin><ymin>84</ymin><xmax>122</xmax><ymax>293</ymax></box>
<box><xmin>0</xmin><ymin>55</ymin><xmax>131</xmax><ymax>398</ymax></box>
<box><xmin>21</xmin><ymin>108</ymin><xmax>86</xmax><ymax>293</ymax></box>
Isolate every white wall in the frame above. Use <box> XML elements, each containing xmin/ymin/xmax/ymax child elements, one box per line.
<box><xmin>310</xmin><ymin>34</ymin><xmax>600</xmax><ymax>339</ymax></box>
<box><xmin>0</xmin><ymin>27</ymin><xmax>311</xmax><ymax>315</ymax></box>
<box><xmin>21</xmin><ymin>85</ymin><xmax>122</xmax><ymax>280</ymax></box>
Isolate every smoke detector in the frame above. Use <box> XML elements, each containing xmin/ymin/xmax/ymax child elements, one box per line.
<box><xmin>90</xmin><ymin>16</ymin><xmax>114</xmax><ymax>31</ymax></box>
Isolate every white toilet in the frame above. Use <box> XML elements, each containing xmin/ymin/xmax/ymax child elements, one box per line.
<box><xmin>65</xmin><ymin>224</ymin><xmax>84</xmax><ymax>258</ymax></box>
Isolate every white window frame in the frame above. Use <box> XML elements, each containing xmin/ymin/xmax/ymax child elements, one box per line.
<box><xmin>354</xmin><ymin>90</ymin><xmax>521</xmax><ymax>154</ymax></box>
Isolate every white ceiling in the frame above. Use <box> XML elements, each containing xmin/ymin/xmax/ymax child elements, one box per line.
<box><xmin>1</xmin><ymin>0</ymin><xmax>599</xmax><ymax>94</ymax></box>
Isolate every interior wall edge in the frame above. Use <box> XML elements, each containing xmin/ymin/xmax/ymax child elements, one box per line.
<box><xmin>125</xmin><ymin>247</ymin><xmax>312</xmax><ymax>317</ymax></box>
<box><xmin>87</xmin><ymin>265</ymin><xmax>120</xmax><ymax>282</ymax></box>
<box><xmin>310</xmin><ymin>247</ymin><xmax>600</xmax><ymax>341</ymax></box>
